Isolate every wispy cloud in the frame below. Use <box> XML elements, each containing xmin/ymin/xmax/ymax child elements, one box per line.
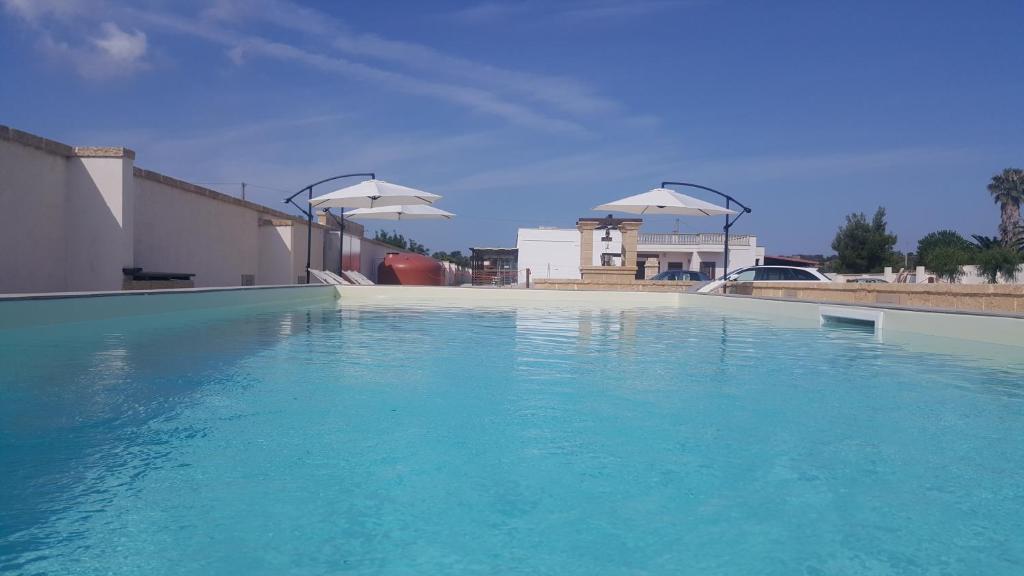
<box><xmin>133</xmin><ymin>112</ymin><xmax>353</xmax><ymax>153</ymax></box>
<box><xmin>225</xmin><ymin>37</ymin><xmax>585</xmax><ymax>133</ymax></box>
<box><xmin>1</xmin><ymin>0</ymin><xmax>88</xmax><ymax>23</ymax></box>
<box><xmin>3</xmin><ymin>0</ymin><xmax>149</xmax><ymax>78</ymax></box>
<box><xmin>4</xmin><ymin>0</ymin><xmax>625</xmax><ymax>129</ymax></box>
<box><xmin>330</xmin><ymin>34</ymin><xmax>617</xmax><ymax>117</ymax></box>
<box><xmin>198</xmin><ymin>0</ymin><xmax>618</xmax><ymax>117</ymax></box>
<box><xmin>120</xmin><ymin>3</ymin><xmax>593</xmax><ymax>132</ymax></box>
<box><xmin>684</xmin><ymin>147</ymin><xmax>978</xmax><ymax>184</ymax></box>
<box><xmin>442</xmin><ymin>145</ymin><xmax>977</xmax><ymax>194</ymax></box>
<box><xmin>443</xmin><ymin>150</ymin><xmax>672</xmax><ymax>193</ymax></box>
<box><xmin>447</xmin><ymin>0</ymin><xmax>693</xmax><ymax>23</ymax></box>
<box><xmin>560</xmin><ymin>0</ymin><xmax>693</xmax><ymax>20</ymax></box>
<box><xmin>39</xmin><ymin>21</ymin><xmax>148</xmax><ymax>78</ymax></box>
<box><xmin>107</xmin><ymin>119</ymin><xmax>498</xmax><ymax>206</ymax></box>
<box><xmin>4</xmin><ymin>0</ymin><xmax>630</xmax><ymax>130</ymax></box>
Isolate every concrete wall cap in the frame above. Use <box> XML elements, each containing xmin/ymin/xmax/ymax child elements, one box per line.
<box><xmin>0</xmin><ymin>125</ymin><xmax>135</xmax><ymax>159</ymax></box>
<box><xmin>73</xmin><ymin>146</ymin><xmax>136</xmax><ymax>159</ymax></box>
<box><xmin>134</xmin><ymin>167</ymin><xmax>327</xmax><ymax>230</ymax></box>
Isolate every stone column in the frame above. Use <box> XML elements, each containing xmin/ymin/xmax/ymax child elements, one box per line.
<box><xmin>66</xmin><ymin>148</ymin><xmax>136</xmax><ymax>292</ymax></box>
<box><xmin>915</xmin><ymin>266</ymin><xmax>927</xmax><ymax>283</ymax></box>
<box><xmin>618</xmin><ymin>221</ymin><xmax>642</xmax><ymax>268</ymax></box>
<box><xmin>644</xmin><ymin>256</ymin><xmax>660</xmax><ymax>279</ymax></box>
<box><xmin>577</xmin><ymin>220</ymin><xmax>598</xmax><ymax>269</ymax></box>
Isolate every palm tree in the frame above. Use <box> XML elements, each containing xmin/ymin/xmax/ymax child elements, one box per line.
<box><xmin>987</xmin><ymin>168</ymin><xmax>1024</xmax><ymax>246</ymax></box>
<box><xmin>970</xmin><ymin>234</ymin><xmax>1001</xmax><ymax>250</ymax></box>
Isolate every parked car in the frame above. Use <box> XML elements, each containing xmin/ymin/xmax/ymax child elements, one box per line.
<box><xmin>846</xmin><ymin>276</ymin><xmax>889</xmax><ymax>284</ymax></box>
<box><xmin>651</xmin><ymin>270</ymin><xmax>710</xmax><ymax>282</ymax></box>
<box><xmin>724</xmin><ymin>265</ymin><xmax>833</xmax><ymax>282</ymax></box>
<box><xmin>696</xmin><ymin>265</ymin><xmax>832</xmax><ymax>293</ymax></box>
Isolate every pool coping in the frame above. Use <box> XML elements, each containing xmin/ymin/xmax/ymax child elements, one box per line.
<box><xmin>0</xmin><ymin>285</ymin><xmax>338</xmax><ymax>330</ymax></box>
<box><xmin>0</xmin><ymin>284</ymin><xmax>323</xmax><ymax>302</ymax></box>
<box><xmin>704</xmin><ymin>293</ymin><xmax>1024</xmax><ymax>320</ymax></box>
<box><xmin>3</xmin><ymin>284</ymin><xmax>1022</xmax><ymax>349</ymax></box>
<box><xmin>4</xmin><ymin>284</ymin><xmax>1022</xmax><ymax>319</ymax></box>
<box><xmin>336</xmin><ymin>285</ymin><xmax>1024</xmax><ymax>348</ymax></box>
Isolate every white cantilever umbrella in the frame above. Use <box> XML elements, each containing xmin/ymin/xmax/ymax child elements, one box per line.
<box><xmin>309</xmin><ymin>179</ymin><xmax>441</xmax><ymax>209</ymax></box>
<box><xmin>593</xmin><ymin>187</ymin><xmax>735</xmax><ymax>216</ymax></box>
<box><xmin>345</xmin><ymin>205</ymin><xmax>455</xmax><ymax>220</ymax></box>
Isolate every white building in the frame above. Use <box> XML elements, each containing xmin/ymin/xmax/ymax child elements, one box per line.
<box><xmin>516</xmin><ymin>227</ymin><xmax>581</xmax><ymax>283</ymax></box>
<box><xmin>636</xmin><ymin>231</ymin><xmax>765</xmax><ymax>279</ymax></box>
<box><xmin>516</xmin><ymin>224</ymin><xmax>765</xmax><ymax>282</ymax></box>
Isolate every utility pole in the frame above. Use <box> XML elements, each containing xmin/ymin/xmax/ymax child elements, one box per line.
<box><xmin>241</xmin><ymin>182</ymin><xmax>247</xmax><ymax>201</ymax></box>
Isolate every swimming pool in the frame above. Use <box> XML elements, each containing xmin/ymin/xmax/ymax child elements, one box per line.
<box><xmin>2</xmin><ymin>297</ymin><xmax>1023</xmax><ymax>574</ymax></box>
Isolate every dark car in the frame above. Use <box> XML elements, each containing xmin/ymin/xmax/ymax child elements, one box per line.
<box><xmin>651</xmin><ymin>270</ymin><xmax>710</xmax><ymax>282</ymax></box>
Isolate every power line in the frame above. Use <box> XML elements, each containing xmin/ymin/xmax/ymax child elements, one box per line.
<box><xmin>192</xmin><ymin>181</ymin><xmax>294</xmax><ymax>199</ymax></box>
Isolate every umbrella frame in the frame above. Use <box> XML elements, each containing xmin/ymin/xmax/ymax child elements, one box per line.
<box><xmin>659</xmin><ymin>181</ymin><xmax>752</xmax><ymax>278</ymax></box>
<box><xmin>283</xmin><ymin>172</ymin><xmax>376</xmax><ymax>283</ymax></box>
<box><xmin>345</xmin><ymin>205</ymin><xmax>455</xmax><ymax>221</ymax></box>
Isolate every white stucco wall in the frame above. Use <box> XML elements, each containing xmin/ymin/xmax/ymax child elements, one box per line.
<box><xmin>0</xmin><ymin>138</ymin><xmax>69</xmax><ymax>293</ymax></box>
<box><xmin>258</xmin><ymin>224</ymin><xmax>293</xmax><ymax>285</ymax></box>
<box><xmin>0</xmin><ymin>126</ymin><xmax>437</xmax><ymax>293</ymax></box>
<box><xmin>360</xmin><ymin>238</ymin><xmax>402</xmax><ymax>283</ymax></box>
<box><xmin>639</xmin><ymin>235</ymin><xmax>764</xmax><ymax>278</ymax></box>
<box><xmin>133</xmin><ymin>176</ymin><xmax>261</xmax><ymax>288</ymax></box>
<box><xmin>288</xmin><ymin>224</ymin><xmax>324</xmax><ymax>285</ymax></box>
<box><xmin>516</xmin><ymin>228</ymin><xmax>581</xmax><ymax>282</ymax></box>
<box><xmin>66</xmin><ymin>156</ymin><xmax>134</xmax><ymax>291</ymax></box>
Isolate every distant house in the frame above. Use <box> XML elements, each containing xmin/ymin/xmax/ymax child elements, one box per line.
<box><xmin>469</xmin><ymin>247</ymin><xmax>518</xmax><ymax>286</ymax></box>
<box><xmin>516</xmin><ymin>228</ymin><xmax>581</xmax><ymax>283</ymax></box>
<box><xmin>636</xmin><ymin>230</ymin><xmax>765</xmax><ymax>280</ymax></box>
<box><xmin>515</xmin><ymin>217</ymin><xmax>766</xmax><ymax>282</ymax></box>
<box><xmin>763</xmin><ymin>255</ymin><xmax>821</xmax><ymax>267</ymax></box>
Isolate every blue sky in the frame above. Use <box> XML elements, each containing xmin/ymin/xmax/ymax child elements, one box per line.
<box><xmin>2</xmin><ymin>0</ymin><xmax>1022</xmax><ymax>255</ymax></box>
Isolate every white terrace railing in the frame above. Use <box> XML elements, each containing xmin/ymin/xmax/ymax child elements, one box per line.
<box><xmin>638</xmin><ymin>233</ymin><xmax>751</xmax><ymax>247</ymax></box>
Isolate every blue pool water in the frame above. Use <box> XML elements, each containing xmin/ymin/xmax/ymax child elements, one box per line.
<box><xmin>1</xmin><ymin>301</ymin><xmax>1023</xmax><ymax>575</ymax></box>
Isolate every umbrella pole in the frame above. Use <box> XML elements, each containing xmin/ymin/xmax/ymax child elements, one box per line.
<box><xmin>282</xmin><ymin>172</ymin><xmax>375</xmax><ymax>285</ymax></box>
<box><xmin>306</xmin><ymin>187</ymin><xmax>313</xmax><ymax>284</ymax></box>
<box><xmin>660</xmin><ymin>181</ymin><xmax>752</xmax><ymax>280</ymax></box>
<box><xmin>724</xmin><ymin>198</ymin><xmax>730</xmax><ymax>278</ymax></box>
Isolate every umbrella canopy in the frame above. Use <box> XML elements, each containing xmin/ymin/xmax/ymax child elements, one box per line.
<box><xmin>345</xmin><ymin>204</ymin><xmax>455</xmax><ymax>221</ymax></box>
<box><xmin>309</xmin><ymin>179</ymin><xmax>441</xmax><ymax>209</ymax></box>
<box><xmin>594</xmin><ymin>187</ymin><xmax>735</xmax><ymax>216</ymax></box>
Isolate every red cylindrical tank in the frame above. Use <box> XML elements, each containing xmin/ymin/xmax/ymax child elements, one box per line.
<box><xmin>377</xmin><ymin>252</ymin><xmax>445</xmax><ymax>286</ymax></box>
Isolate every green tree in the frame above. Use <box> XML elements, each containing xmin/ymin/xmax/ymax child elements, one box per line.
<box><xmin>432</xmin><ymin>250</ymin><xmax>470</xmax><ymax>268</ymax></box>
<box><xmin>372</xmin><ymin>230</ymin><xmax>429</xmax><ymax>255</ymax></box>
<box><xmin>374</xmin><ymin>229</ymin><xmax>408</xmax><ymax>250</ymax></box>
<box><xmin>970</xmin><ymin>234</ymin><xmax>1001</xmax><ymax>250</ymax></box>
<box><xmin>926</xmin><ymin>246</ymin><xmax>970</xmax><ymax>283</ymax></box>
<box><xmin>916</xmin><ymin>230</ymin><xmax>974</xmax><ymax>267</ymax></box>
<box><xmin>971</xmin><ymin>234</ymin><xmax>1021</xmax><ymax>283</ymax></box>
<box><xmin>974</xmin><ymin>246</ymin><xmax>1021</xmax><ymax>283</ymax></box>
<box><xmin>407</xmin><ymin>239</ymin><xmax>429</xmax><ymax>255</ymax></box>
<box><xmin>987</xmin><ymin>168</ymin><xmax>1024</xmax><ymax>247</ymax></box>
<box><xmin>830</xmin><ymin>207</ymin><xmax>898</xmax><ymax>273</ymax></box>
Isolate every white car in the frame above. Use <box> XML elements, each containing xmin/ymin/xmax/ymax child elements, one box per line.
<box><xmin>696</xmin><ymin>265</ymin><xmax>832</xmax><ymax>293</ymax></box>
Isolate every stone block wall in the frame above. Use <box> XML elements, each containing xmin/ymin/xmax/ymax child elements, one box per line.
<box><xmin>729</xmin><ymin>282</ymin><xmax>1024</xmax><ymax>314</ymax></box>
<box><xmin>533</xmin><ymin>278</ymin><xmax>696</xmax><ymax>292</ymax></box>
